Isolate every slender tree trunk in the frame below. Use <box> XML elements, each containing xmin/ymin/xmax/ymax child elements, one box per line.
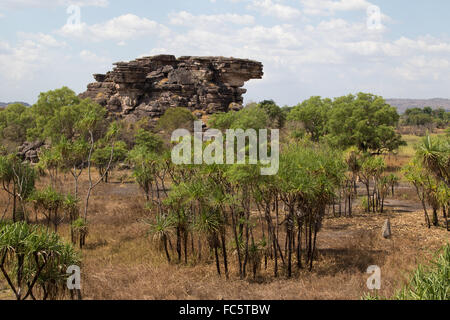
<box><xmin>309</xmin><ymin>223</ymin><xmax>318</xmax><ymax>271</ymax></box>
<box><xmin>176</xmin><ymin>226</ymin><xmax>181</xmax><ymax>262</ymax></box>
<box><xmin>297</xmin><ymin>218</ymin><xmax>302</xmax><ymax>269</ymax></box>
<box><xmin>184</xmin><ymin>232</ymin><xmax>188</xmax><ymax>264</ymax></box>
<box><xmin>12</xmin><ymin>181</ymin><xmax>16</xmax><ymax>223</ymax></box>
<box><xmin>366</xmin><ymin>184</ymin><xmax>371</xmax><ymax>213</ymax></box>
<box><xmin>432</xmin><ymin>207</ymin><xmax>439</xmax><ymax>227</ymax></box>
<box><xmin>163</xmin><ymin>235</ymin><xmax>171</xmax><ymax>263</ymax></box>
<box><xmin>214</xmin><ymin>239</ymin><xmax>221</xmax><ymax>276</ymax></box>
<box><xmin>220</xmin><ymin>231</ymin><xmax>229</xmax><ymax>279</ymax></box>
<box><xmin>230</xmin><ymin>207</ymin><xmax>243</xmax><ymax>278</ymax></box>
<box><xmin>287</xmin><ymin>206</ymin><xmax>294</xmax><ymax>278</ymax></box>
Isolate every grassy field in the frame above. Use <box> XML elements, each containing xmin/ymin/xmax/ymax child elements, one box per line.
<box><xmin>0</xmin><ymin>132</ymin><xmax>449</xmax><ymax>300</ymax></box>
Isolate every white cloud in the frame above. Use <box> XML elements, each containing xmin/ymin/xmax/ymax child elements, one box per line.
<box><xmin>2</xmin><ymin>5</ymin><xmax>450</xmax><ymax>104</ymax></box>
<box><xmin>301</xmin><ymin>0</ymin><xmax>372</xmax><ymax>16</ymax></box>
<box><xmin>79</xmin><ymin>50</ymin><xmax>109</xmax><ymax>63</ymax></box>
<box><xmin>144</xmin><ymin>10</ymin><xmax>450</xmax><ymax>101</ymax></box>
<box><xmin>57</xmin><ymin>14</ymin><xmax>170</xmax><ymax>42</ymax></box>
<box><xmin>0</xmin><ymin>35</ymin><xmax>61</xmax><ymax>81</ymax></box>
<box><xmin>249</xmin><ymin>0</ymin><xmax>302</xmax><ymax>20</ymax></box>
<box><xmin>17</xmin><ymin>32</ymin><xmax>67</xmax><ymax>47</ymax></box>
<box><xmin>169</xmin><ymin>11</ymin><xmax>255</xmax><ymax>27</ymax></box>
<box><xmin>0</xmin><ymin>0</ymin><xmax>108</xmax><ymax>9</ymax></box>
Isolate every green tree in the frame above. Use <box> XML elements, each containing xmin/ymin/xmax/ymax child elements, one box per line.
<box><xmin>209</xmin><ymin>104</ymin><xmax>269</xmax><ymax>131</ymax></box>
<box><xmin>327</xmin><ymin>93</ymin><xmax>405</xmax><ymax>153</ymax></box>
<box><xmin>288</xmin><ymin>96</ymin><xmax>331</xmax><ymax>142</ymax></box>
<box><xmin>258</xmin><ymin>100</ymin><xmax>286</xmax><ymax>128</ymax></box>
<box><xmin>27</xmin><ymin>87</ymin><xmax>81</xmax><ymax>141</ymax></box>
<box><xmin>0</xmin><ymin>103</ymin><xmax>34</xmax><ymax>149</ymax></box>
<box><xmin>157</xmin><ymin>107</ymin><xmax>196</xmax><ymax>133</ymax></box>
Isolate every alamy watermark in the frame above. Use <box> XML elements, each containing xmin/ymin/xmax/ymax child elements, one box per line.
<box><xmin>66</xmin><ymin>4</ymin><xmax>82</xmax><ymax>29</ymax></box>
<box><xmin>171</xmin><ymin>121</ymin><xmax>279</xmax><ymax>175</ymax></box>
<box><xmin>367</xmin><ymin>5</ymin><xmax>382</xmax><ymax>30</ymax></box>
<box><xmin>366</xmin><ymin>265</ymin><xmax>381</xmax><ymax>290</ymax></box>
<box><xmin>67</xmin><ymin>265</ymin><xmax>81</xmax><ymax>290</ymax></box>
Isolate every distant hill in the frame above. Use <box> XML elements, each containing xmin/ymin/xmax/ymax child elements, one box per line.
<box><xmin>386</xmin><ymin>98</ymin><xmax>450</xmax><ymax>114</ymax></box>
<box><xmin>0</xmin><ymin>101</ymin><xmax>31</xmax><ymax>108</ymax></box>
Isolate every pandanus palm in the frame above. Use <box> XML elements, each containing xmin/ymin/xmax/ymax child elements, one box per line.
<box><xmin>0</xmin><ymin>222</ymin><xmax>79</xmax><ymax>300</ymax></box>
<box><xmin>417</xmin><ymin>135</ymin><xmax>449</xmax><ymax>186</ymax></box>
<box><xmin>147</xmin><ymin>214</ymin><xmax>175</xmax><ymax>263</ymax></box>
<box><xmin>195</xmin><ymin>208</ymin><xmax>223</xmax><ymax>275</ymax></box>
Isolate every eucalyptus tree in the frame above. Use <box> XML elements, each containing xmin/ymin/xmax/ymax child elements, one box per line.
<box><xmin>0</xmin><ymin>103</ymin><xmax>34</xmax><ymax>149</ymax></box>
<box><xmin>288</xmin><ymin>96</ymin><xmax>331</xmax><ymax>142</ymax></box>
<box><xmin>327</xmin><ymin>93</ymin><xmax>405</xmax><ymax>154</ymax></box>
<box><xmin>27</xmin><ymin>87</ymin><xmax>81</xmax><ymax>141</ymax></box>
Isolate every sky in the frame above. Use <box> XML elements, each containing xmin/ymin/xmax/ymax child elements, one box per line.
<box><xmin>1</xmin><ymin>0</ymin><xmax>450</xmax><ymax>106</ymax></box>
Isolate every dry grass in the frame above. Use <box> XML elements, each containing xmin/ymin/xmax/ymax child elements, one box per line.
<box><xmin>0</xmin><ymin>163</ymin><xmax>448</xmax><ymax>300</ymax></box>
<box><xmin>384</xmin><ymin>131</ymin><xmax>447</xmax><ymax>173</ymax></box>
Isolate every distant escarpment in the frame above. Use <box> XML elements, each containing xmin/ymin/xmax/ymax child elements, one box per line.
<box><xmin>386</xmin><ymin>98</ymin><xmax>450</xmax><ymax>114</ymax></box>
<box><xmin>79</xmin><ymin>55</ymin><xmax>263</xmax><ymax>124</ymax></box>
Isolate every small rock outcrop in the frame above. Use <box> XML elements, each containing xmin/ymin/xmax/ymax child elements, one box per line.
<box><xmin>17</xmin><ymin>141</ymin><xmax>44</xmax><ymax>163</ymax></box>
<box><xmin>79</xmin><ymin>55</ymin><xmax>264</xmax><ymax>124</ymax></box>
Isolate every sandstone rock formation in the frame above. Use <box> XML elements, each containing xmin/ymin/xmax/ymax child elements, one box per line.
<box><xmin>80</xmin><ymin>55</ymin><xmax>263</xmax><ymax>124</ymax></box>
<box><xmin>17</xmin><ymin>140</ymin><xmax>44</xmax><ymax>163</ymax></box>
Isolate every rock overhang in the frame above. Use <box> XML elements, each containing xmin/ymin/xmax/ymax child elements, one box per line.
<box><xmin>79</xmin><ymin>54</ymin><xmax>264</xmax><ymax>124</ymax></box>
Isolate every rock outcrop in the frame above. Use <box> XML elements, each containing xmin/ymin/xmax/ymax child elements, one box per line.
<box><xmin>80</xmin><ymin>55</ymin><xmax>263</xmax><ymax>124</ymax></box>
<box><xmin>17</xmin><ymin>141</ymin><xmax>44</xmax><ymax>163</ymax></box>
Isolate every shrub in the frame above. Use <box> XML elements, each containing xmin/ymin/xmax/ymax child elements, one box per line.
<box><xmin>0</xmin><ymin>222</ymin><xmax>80</xmax><ymax>300</ymax></box>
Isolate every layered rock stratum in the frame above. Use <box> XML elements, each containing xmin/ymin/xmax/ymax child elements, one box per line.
<box><xmin>79</xmin><ymin>55</ymin><xmax>264</xmax><ymax>123</ymax></box>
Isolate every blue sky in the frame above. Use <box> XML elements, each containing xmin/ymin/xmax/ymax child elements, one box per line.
<box><xmin>1</xmin><ymin>0</ymin><xmax>450</xmax><ymax>105</ymax></box>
